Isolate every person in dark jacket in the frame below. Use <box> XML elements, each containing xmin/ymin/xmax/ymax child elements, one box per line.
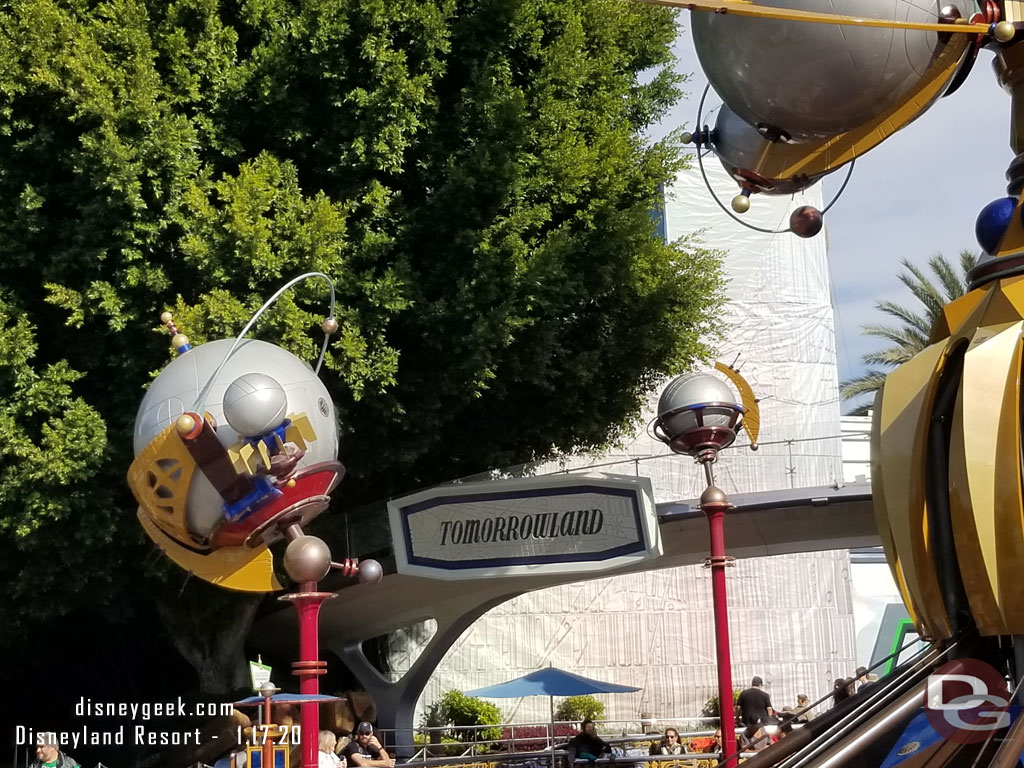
<box><xmin>29</xmin><ymin>734</ymin><xmax>79</xmax><ymax>768</ymax></box>
<box><xmin>567</xmin><ymin>719</ymin><xmax>612</xmax><ymax>763</ymax></box>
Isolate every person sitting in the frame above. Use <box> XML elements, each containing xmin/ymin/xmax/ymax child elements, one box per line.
<box><xmin>739</xmin><ymin>724</ymin><xmax>769</xmax><ymax>753</ymax></box>
<box><xmin>319</xmin><ymin>730</ymin><xmax>346</xmax><ymax>768</ymax></box>
<box><xmin>340</xmin><ymin>723</ymin><xmax>395</xmax><ymax>768</ymax></box>
<box><xmin>655</xmin><ymin>728</ymin><xmax>684</xmax><ymax>756</ymax></box>
<box><xmin>832</xmin><ymin>678</ymin><xmax>854</xmax><ymax>708</ymax></box>
<box><xmin>794</xmin><ymin>694</ymin><xmax>815</xmax><ymax>722</ymax></box>
<box><xmin>567</xmin><ymin>719</ymin><xmax>612</xmax><ymax>763</ymax></box>
<box><xmin>700</xmin><ymin>729</ymin><xmax>722</xmax><ymax>754</ymax></box>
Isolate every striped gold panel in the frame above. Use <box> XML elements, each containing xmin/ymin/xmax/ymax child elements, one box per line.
<box><xmin>950</xmin><ymin>321</ymin><xmax>1024</xmax><ymax>634</ymax></box>
<box><xmin>877</xmin><ymin>340</ymin><xmax>953</xmax><ymax>640</ymax></box>
<box><xmin>870</xmin><ymin>390</ymin><xmax>919</xmax><ymax>627</ymax></box>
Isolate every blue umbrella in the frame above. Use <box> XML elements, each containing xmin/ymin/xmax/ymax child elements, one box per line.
<box><xmin>234</xmin><ymin>693</ymin><xmax>342</xmax><ymax>706</ymax></box>
<box><xmin>465</xmin><ymin>668</ymin><xmax>639</xmax><ymax>759</ymax></box>
<box><xmin>465</xmin><ymin>668</ymin><xmax>639</xmax><ymax>698</ymax></box>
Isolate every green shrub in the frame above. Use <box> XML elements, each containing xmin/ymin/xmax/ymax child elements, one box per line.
<box><xmin>432</xmin><ymin>690</ymin><xmax>503</xmax><ymax>742</ymax></box>
<box><xmin>701</xmin><ymin>690</ymin><xmax>742</xmax><ymax>718</ymax></box>
<box><xmin>554</xmin><ymin>695</ymin><xmax>606</xmax><ymax>723</ymax></box>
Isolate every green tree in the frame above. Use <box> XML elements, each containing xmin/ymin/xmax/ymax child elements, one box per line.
<box><xmin>0</xmin><ymin>0</ymin><xmax>721</xmax><ymax>696</ymax></box>
<box><xmin>433</xmin><ymin>690</ymin><xmax>503</xmax><ymax>743</ymax></box>
<box><xmin>840</xmin><ymin>251</ymin><xmax>978</xmax><ymax>415</ymax></box>
<box><xmin>554</xmin><ymin>695</ymin><xmax>605</xmax><ymax>723</ymax></box>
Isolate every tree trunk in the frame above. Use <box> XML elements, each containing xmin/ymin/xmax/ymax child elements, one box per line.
<box><xmin>154</xmin><ymin>576</ymin><xmax>262</xmax><ymax>695</ymax></box>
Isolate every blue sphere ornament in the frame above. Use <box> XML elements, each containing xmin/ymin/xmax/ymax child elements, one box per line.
<box><xmin>976</xmin><ymin>197</ymin><xmax>1018</xmax><ymax>255</ymax></box>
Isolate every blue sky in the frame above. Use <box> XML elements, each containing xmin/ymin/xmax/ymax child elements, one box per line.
<box><xmin>651</xmin><ymin>20</ymin><xmax>1014</xmax><ymax>411</ymax></box>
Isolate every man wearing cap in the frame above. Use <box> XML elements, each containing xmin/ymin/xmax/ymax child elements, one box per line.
<box><xmin>29</xmin><ymin>733</ymin><xmax>79</xmax><ymax>768</ymax></box>
<box><xmin>736</xmin><ymin>677</ymin><xmax>774</xmax><ymax>726</ymax></box>
<box><xmin>341</xmin><ymin>723</ymin><xmax>395</xmax><ymax>768</ymax></box>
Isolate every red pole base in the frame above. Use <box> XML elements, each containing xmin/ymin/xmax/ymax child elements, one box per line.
<box><xmin>704</xmin><ymin>495</ymin><xmax>737</xmax><ymax>765</ymax></box>
<box><xmin>280</xmin><ymin>585</ymin><xmax>335</xmax><ymax>768</ymax></box>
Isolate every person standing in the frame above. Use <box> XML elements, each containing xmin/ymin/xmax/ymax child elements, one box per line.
<box><xmin>29</xmin><ymin>734</ymin><xmax>78</xmax><ymax>768</ymax></box>
<box><xmin>736</xmin><ymin>676</ymin><xmax>774</xmax><ymax>726</ymax></box>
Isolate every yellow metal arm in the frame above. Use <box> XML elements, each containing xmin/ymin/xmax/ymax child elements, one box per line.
<box><xmin>635</xmin><ymin>0</ymin><xmax>993</xmax><ymax>36</ymax></box>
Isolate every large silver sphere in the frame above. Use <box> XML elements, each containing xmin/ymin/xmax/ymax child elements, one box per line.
<box><xmin>283</xmin><ymin>535</ymin><xmax>332</xmax><ymax>582</ymax></box>
<box><xmin>223</xmin><ymin>373</ymin><xmax>289</xmax><ymax>436</ymax></box>
<box><xmin>133</xmin><ymin>339</ymin><xmax>339</xmax><ymax>540</ymax></box>
<box><xmin>713</xmin><ymin>105</ymin><xmax>826</xmax><ymax>194</ymax></box>
<box><xmin>692</xmin><ymin>0</ymin><xmax>972</xmax><ymax>142</ymax></box>
<box><xmin>656</xmin><ymin>374</ymin><xmax>743</xmax><ymax>456</ymax></box>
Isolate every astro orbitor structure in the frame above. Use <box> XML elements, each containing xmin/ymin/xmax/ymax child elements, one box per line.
<box><xmin>128</xmin><ymin>273</ymin><xmax>382</xmax><ymax>594</ymax></box>
<box><xmin>129</xmin><ymin>274</ymin><xmax>382</xmax><ymax>768</ymax></box>
<box><xmin>644</xmin><ymin>0</ymin><xmax>1012</xmax><ymax>236</ymax></box>
<box><xmin>633</xmin><ymin>0</ymin><xmax>1024</xmax><ymax>763</ymax></box>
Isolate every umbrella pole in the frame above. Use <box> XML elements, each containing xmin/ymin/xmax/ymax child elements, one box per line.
<box><xmin>550</xmin><ymin>696</ymin><xmax>556</xmax><ymax>768</ymax></box>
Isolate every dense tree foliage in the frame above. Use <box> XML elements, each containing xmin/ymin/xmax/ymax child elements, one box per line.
<box><xmin>0</xmin><ymin>0</ymin><xmax>721</xmax><ymax>691</ymax></box>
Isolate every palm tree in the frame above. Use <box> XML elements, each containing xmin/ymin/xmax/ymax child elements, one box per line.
<box><xmin>840</xmin><ymin>250</ymin><xmax>979</xmax><ymax>415</ymax></box>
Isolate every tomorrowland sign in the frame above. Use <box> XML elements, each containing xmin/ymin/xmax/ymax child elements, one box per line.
<box><xmin>387</xmin><ymin>474</ymin><xmax>661</xmax><ymax>580</ymax></box>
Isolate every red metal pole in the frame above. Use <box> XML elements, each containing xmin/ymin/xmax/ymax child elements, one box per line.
<box><xmin>282</xmin><ymin>583</ymin><xmax>335</xmax><ymax>768</ymax></box>
<box><xmin>263</xmin><ymin>693</ymin><xmax>275</xmax><ymax>768</ymax></box>
<box><xmin>701</xmin><ymin>484</ymin><xmax>737</xmax><ymax>766</ymax></box>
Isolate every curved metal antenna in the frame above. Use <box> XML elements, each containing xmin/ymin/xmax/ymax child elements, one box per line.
<box><xmin>190</xmin><ymin>272</ymin><xmax>338</xmax><ymax>412</ymax></box>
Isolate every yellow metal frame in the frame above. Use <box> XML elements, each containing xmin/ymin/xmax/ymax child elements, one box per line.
<box><xmin>949</xmin><ymin>322</ymin><xmax>1024</xmax><ymax>634</ymax></box>
<box><xmin>128</xmin><ymin>423</ymin><xmax>201</xmax><ymax>548</ymax></box>
<box><xmin>714</xmin><ymin>361</ymin><xmax>760</xmax><ymax>447</ymax></box>
<box><xmin>137</xmin><ymin>508</ymin><xmax>282</xmax><ymax>592</ymax></box>
<box><xmin>635</xmin><ymin>0</ymin><xmax>990</xmax><ymax>36</ymax></box>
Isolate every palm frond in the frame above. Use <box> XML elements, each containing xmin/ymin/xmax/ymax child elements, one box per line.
<box><xmin>839</xmin><ymin>370</ymin><xmax>888</xmax><ymax>401</ymax></box>
<box><xmin>874</xmin><ymin>300</ymin><xmax>931</xmax><ymax>336</ymax></box>
<box><xmin>929</xmin><ymin>254</ymin><xmax>965</xmax><ymax>303</ymax></box>
<box><xmin>845</xmin><ymin>251</ymin><xmax>974</xmax><ymax>403</ymax></box>
<box><xmin>860</xmin><ymin>323</ymin><xmax>930</xmax><ymax>352</ymax></box>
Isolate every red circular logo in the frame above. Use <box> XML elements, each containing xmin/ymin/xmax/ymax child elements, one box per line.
<box><xmin>924</xmin><ymin>658</ymin><xmax>1010</xmax><ymax>744</ymax></box>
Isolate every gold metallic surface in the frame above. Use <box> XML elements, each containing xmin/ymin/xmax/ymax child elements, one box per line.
<box><xmin>634</xmin><ymin>0</ymin><xmax>990</xmax><ymax>35</ymax></box>
<box><xmin>731</xmin><ymin>194</ymin><xmax>751</xmax><ymax>213</ymax></box>
<box><xmin>175</xmin><ymin>412</ymin><xmax>197</xmax><ymax>435</ymax></box>
<box><xmin>930</xmin><ymin>287</ymin><xmax>993</xmax><ymax>344</ymax></box>
<box><xmin>171</xmin><ymin>333</ymin><xmax>189</xmax><ymax>348</ymax></box>
<box><xmin>714</xmin><ymin>361</ymin><xmax>760</xmax><ymax>447</ymax></box>
<box><xmin>128</xmin><ymin>423</ymin><xmax>199</xmax><ymax>547</ymax></box>
<box><xmin>995</xmin><ymin>20</ymin><xmax>1016</xmax><ymax>42</ymax></box>
<box><xmin>160</xmin><ymin>311</ymin><xmax>173</xmax><ymax>324</ymax></box>
<box><xmin>875</xmin><ymin>340</ymin><xmax>952</xmax><ymax>640</ymax></box>
<box><xmin>946</xmin><ymin>321</ymin><xmax>1019</xmax><ymax>634</ymax></box>
<box><xmin>137</xmin><ymin>508</ymin><xmax>282</xmax><ymax>592</ymax></box>
<box><xmin>869</xmin><ymin>391</ymin><xmax>918</xmax><ymax>627</ymax></box>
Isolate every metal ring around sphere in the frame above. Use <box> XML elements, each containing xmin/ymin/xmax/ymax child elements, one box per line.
<box><xmin>191</xmin><ymin>271</ymin><xmax>338</xmax><ymax>412</ymax></box>
<box><xmin>692</xmin><ymin>85</ymin><xmax>855</xmax><ymax>234</ymax></box>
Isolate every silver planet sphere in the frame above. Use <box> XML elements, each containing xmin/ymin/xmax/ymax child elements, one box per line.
<box><xmin>133</xmin><ymin>338</ymin><xmax>339</xmax><ymax>541</ymax></box>
<box><xmin>358</xmin><ymin>558</ymin><xmax>384</xmax><ymax>585</ymax></box>
<box><xmin>223</xmin><ymin>372</ymin><xmax>289</xmax><ymax>437</ymax></box>
<box><xmin>692</xmin><ymin>0</ymin><xmax>973</xmax><ymax>142</ymax></box>
<box><xmin>713</xmin><ymin>105</ymin><xmax>826</xmax><ymax>194</ymax></box>
<box><xmin>283</xmin><ymin>535</ymin><xmax>333</xmax><ymax>583</ymax></box>
<box><xmin>656</xmin><ymin>373</ymin><xmax>743</xmax><ymax>456</ymax></box>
